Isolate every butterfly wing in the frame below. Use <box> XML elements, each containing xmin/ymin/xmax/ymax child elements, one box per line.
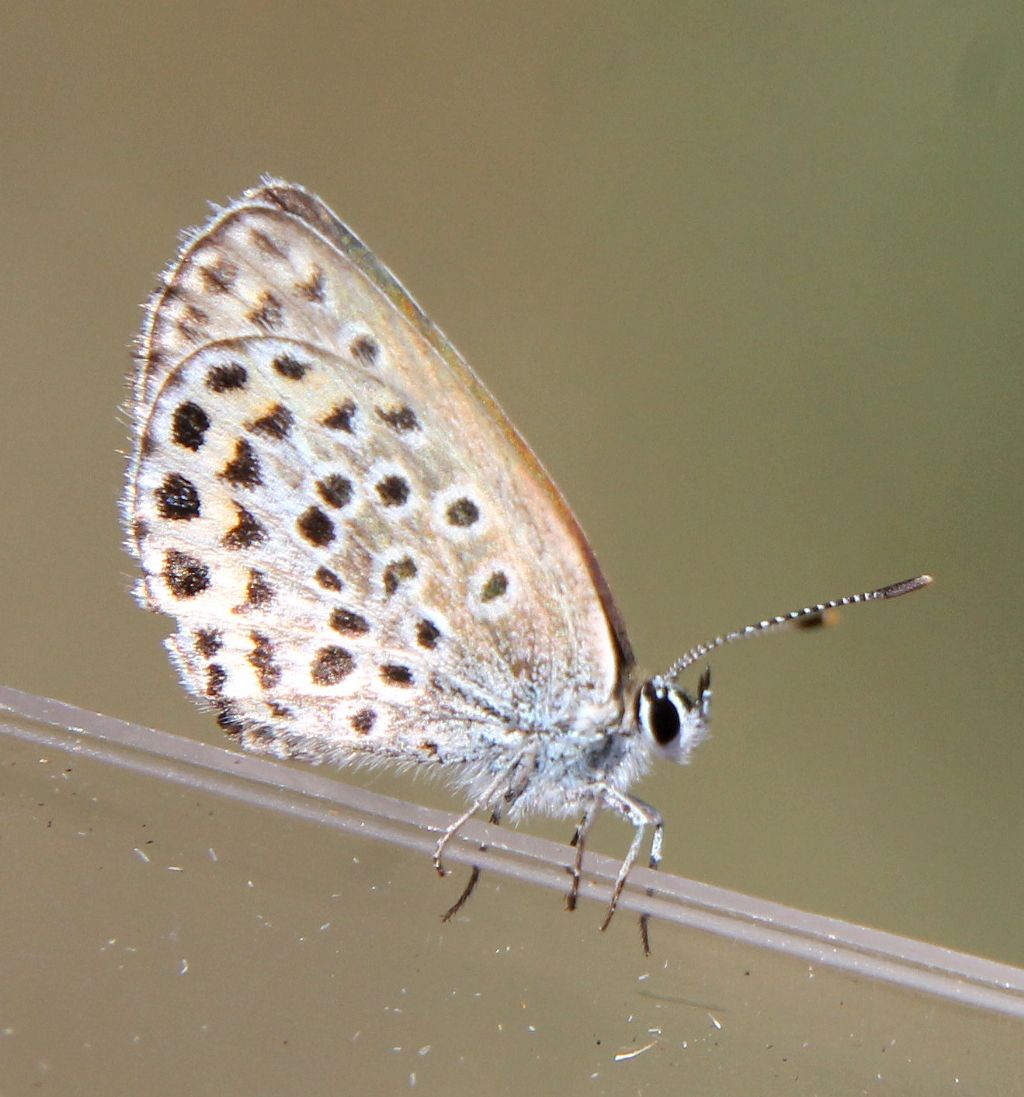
<box><xmin>125</xmin><ymin>180</ymin><xmax>633</xmax><ymax>768</ymax></box>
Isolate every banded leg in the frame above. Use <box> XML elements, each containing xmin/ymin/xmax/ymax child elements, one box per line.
<box><xmin>433</xmin><ymin>767</ymin><xmax>514</xmax><ymax>878</ymax></box>
<box><xmin>441</xmin><ymin>806</ymin><xmax>502</xmax><ymax>922</ymax></box>
<box><xmin>639</xmin><ymin>810</ymin><xmax>665</xmax><ymax>956</ymax></box>
<box><xmin>565</xmin><ymin>803</ymin><xmax>599</xmax><ymax>912</ymax></box>
<box><xmin>435</xmin><ymin>752</ymin><xmax>534</xmax><ymax>922</ymax></box>
<box><xmin>597</xmin><ymin>788</ymin><xmax>663</xmax><ymax>956</ymax></box>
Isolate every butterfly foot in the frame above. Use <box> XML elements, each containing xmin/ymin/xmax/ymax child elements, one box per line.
<box><xmin>441</xmin><ymin>865</ymin><xmax>481</xmax><ymax>922</ymax></box>
<box><xmin>639</xmin><ymin>913</ymin><xmax>651</xmax><ymax>956</ymax></box>
<box><xmin>432</xmin><ymin>835</ymin><xmax>451</xmax><ymax>878</ymax></box>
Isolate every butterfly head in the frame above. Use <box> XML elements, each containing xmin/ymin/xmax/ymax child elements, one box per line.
<box><xmin>635</xmin><ymin>668</ymin><xmax>712</xmax><ymax>764</ymax></box>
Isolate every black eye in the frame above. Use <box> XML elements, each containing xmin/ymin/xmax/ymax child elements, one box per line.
<box><xmin>649</xmin><ymin>694</ymin><xmax>681</xmax><ymax>745</ymax></box>
<box><xmin>639</xmin><ymin>683</ymin><xmax>682</xmax><ymax>747</ymax></box>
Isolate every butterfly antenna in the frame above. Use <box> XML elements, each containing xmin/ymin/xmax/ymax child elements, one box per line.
<box><xmin>664</xmin><ymin>574</ymin><xmax>932</xmax><ymax>682</ymax></box>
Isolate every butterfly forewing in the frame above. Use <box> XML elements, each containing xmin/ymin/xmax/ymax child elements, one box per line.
<box><xmin>126</xmin><ymin>181</ymin><xmax>631</xmax><ymax>767</ymax></box>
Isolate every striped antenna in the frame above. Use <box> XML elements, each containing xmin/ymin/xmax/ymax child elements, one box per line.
<box><xmin>665</xmin><ymin>574</ymin><xmax>932</xmax><ymax>681</ymax></box>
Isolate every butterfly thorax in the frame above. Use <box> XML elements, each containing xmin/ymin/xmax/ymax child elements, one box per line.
<box><xmin>449</xmin><ymin>704</ymin><xmax>648</xmax><ymax>822</ymax></box>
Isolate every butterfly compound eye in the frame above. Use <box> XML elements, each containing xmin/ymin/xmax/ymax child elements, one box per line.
<box><xmin>638</xmin><ymin>680</ymin><xmax>683</xmax><ymax>747</ymax></box>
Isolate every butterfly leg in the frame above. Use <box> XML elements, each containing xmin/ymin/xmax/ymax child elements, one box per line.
<box><xmin>638</xmin><ymin>812</ymin><xmax>666</xmax><ymax>956</ymax></box>
<box><xmin>433</xmin><ymin>750</ymin><xmax>535</xmax><ymax>876</ymax></box>
<box><xmin>441</xmin><ymin>805</ymin><xmax>502</xmax><ymax>922</ymax></box>
<box><xmin>433</xmin><ymin>767</ymin><xmax>511</xmax><ymax>879</ymax></box>
<box><xmin>436</xmin><ymin>752</ymin><xmax>536</xmax><ymax>921</ymax></box>
<box><xmin>565</xmin><ymin>803</ymin><xmax>599</xmax><ymax>912</ymax></box>
<box><xmin>597</xmin><ymin>788</ymin><xmax>663</xmax><ymax>955</ymax></box>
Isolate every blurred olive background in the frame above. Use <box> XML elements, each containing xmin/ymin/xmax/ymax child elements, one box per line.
<box><xmin>1</xmin><ymin>2</ymin><xmax>1022</xmax><ymax>1094</ymax></box>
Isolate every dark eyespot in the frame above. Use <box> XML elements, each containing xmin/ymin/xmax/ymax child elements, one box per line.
<box><xmin>480</xmin><ymin>571</ymin><xmax>508</xmax><ymax>602</ymax></box>
<box><xmin>194</xmin><ymin>628</ymin><xmax>222</xmax><ymax>657</ymax></box>
<box><xmin>446</xmin><ymin>498</ymin><xmax>479</xmax><ymax>527</ymax></box>
<box><xmin>248</xmin><ymin>291</ymin><xmax>283</xmax><ymax>330</ymax></box>
<box><xmin>245</xmin><ymin>569</ymin><xmax>274</xmax><ymax>608</ymax></box>
<box><xmin>376</xmin><ymin>474</ymin><xmax>410</xmax><ymax>507</ymax></box>
<box><xmin>176</xmin><ymin>304</ymin><xmax>208</xmax><ymax>343</ymax></box>
<box><xmin>205</xmin><ymin>663</ymin><xmax>226</xmax><ymax>698</ymax></box>
<box><xmin>297</xmin><ymin>266</ymin><xmax>326</xmax><ymax>301</ymax></box>
<box><xmin>248</xmin><ymin>632</ymin><xmax>280</xmax><ymax>689</ymax></box>
<box><xmin>216</xmin><ymin>706</ymin><xmax>246</xmax><ymax>736</ymax></box>
<box><xmin>200</xmin><ymin>259</ymin><xmax>238</xmax><ymax>294</ymax></box>
<box><xmin>250</xmin><ymin>229</ymin><xmax>286</xmax><ymax>258</ymax></box>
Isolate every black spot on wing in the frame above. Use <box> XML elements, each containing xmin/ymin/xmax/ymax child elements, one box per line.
<box><xmin>206</xmin><ymin>362</ymin><xmax>248</xmax><ymax>392</ymax></box>
<box><xmin>248</xmin><ymin>632</ymin><xmax>281</xmax><ymax>689</ymax></box>
<box><xmin>222</xmin><ymin>504</ymin><xmax>266</xmax><ymax>550</ymax></box>
<box><xmin>172</xmin><ymin>402</ymin><xmax>210</xmax><ymax>451</ymax></box>
<box><xmin>416</xmin><ymin>619</ymin><xmax>441</xmax><ymax>649</ymax></box>
<box><xmin>248</xmin><ymin>404</ymin><xmax>293</xmax><ymax>440</ymax></box>
<box><xmin>351</xmin><ymin>708</ymin><xmax>376</xmax><ymax>733</ymax></box>
<box><xmin>375</xmin><ymin>405</ymin><xmax>419</xmax><ymax>433</ymax></box>
<box><xmin>351</xmin><ymin>336</ymin><xmax>378</xmax><ymax>366</ymax></box>
<box><xmin>381</xmin><ymin>664</ymin><xmax>414</xmax><ymax>687</ymax></box>
<box><xmin>316</xmin><ymin>475</ymin><xmax>353</xmax><ymax>509</ymax></box>
<box><xmin>164</xmin><ymin>549</ymin><xmax>210</xmax><ymax>598</ymax></box>
<box><xmin>273</xmin><ymin>354</ymin><xmax>311</xmax><ymax>380</ymax></box>
<box><xmin>446</xmin><ymin>498</ymin><xmax>479</xmax><ymax>527</ymax></box>
<box><xmin>220</xmin><ymin>439</ymin><xmax>262</xmax><ymax>489</ymax></box>
<box><xmin>195</xmin><ymin>628</ymin><xmax>222</xmax><ymax>657</ymax></box>
<box><xmin>330</xmin><ymin>608</ymin><xmax>370</xmax><ymax>636</ymax></box>
<box><xmin>156</xmin><ymin>472</ymin><xmax>201</xmax><ymax>521</ymax></box>
<box><xmin>383</xmin><ymin>556</ymin><xmax>417</xmax><ymax>597</ymax></box>
<box><xmin>376</xmin><ymin>475</ymin><xmax>410</xmax><ymax>507</ymax></box>
<box><xmin>311</xmin><ymin>646</ymin><xmax>355</xmax><ymax>685</ymax></box>
<box><xmin>322</xmin><ymin>400</ymin><xmax>357</xmax><ymax>432</ymax></box>
<box><xmin>315</xmin><ymin>566</ymin><xmax>343</xmax><ymax>592</ymax></box>
<box><xmin>245</xmin><ymin>569</ymin><xmax>275</xmax><ymax>608</ymax></box>
<box><xmin>297</xmin><ymin>506</ymin><xmax>335</xmax><ymax>547</ymax></box>
<box><xmin>481</xmin><ymin>571</ymin><xmax>508</xmax><ymax>602</ymax></box>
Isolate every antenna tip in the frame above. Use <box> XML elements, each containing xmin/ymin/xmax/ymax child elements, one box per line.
<box><xmin>879</xmin><ymin>574</ymin><xmax>933</xmax><ymax>599</ymax></box>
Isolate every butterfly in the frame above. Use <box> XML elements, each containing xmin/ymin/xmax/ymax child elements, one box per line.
<box><xmin>123</xmin><ymin>179</ymin><xmax>930</xmax><ymax>951</ymax></box>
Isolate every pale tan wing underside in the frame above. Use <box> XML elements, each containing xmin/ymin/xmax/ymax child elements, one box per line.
<box><xmin>125</xmin><ymin>180</ymin><xmax>631</xmax><ymax>765</ymax></box>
